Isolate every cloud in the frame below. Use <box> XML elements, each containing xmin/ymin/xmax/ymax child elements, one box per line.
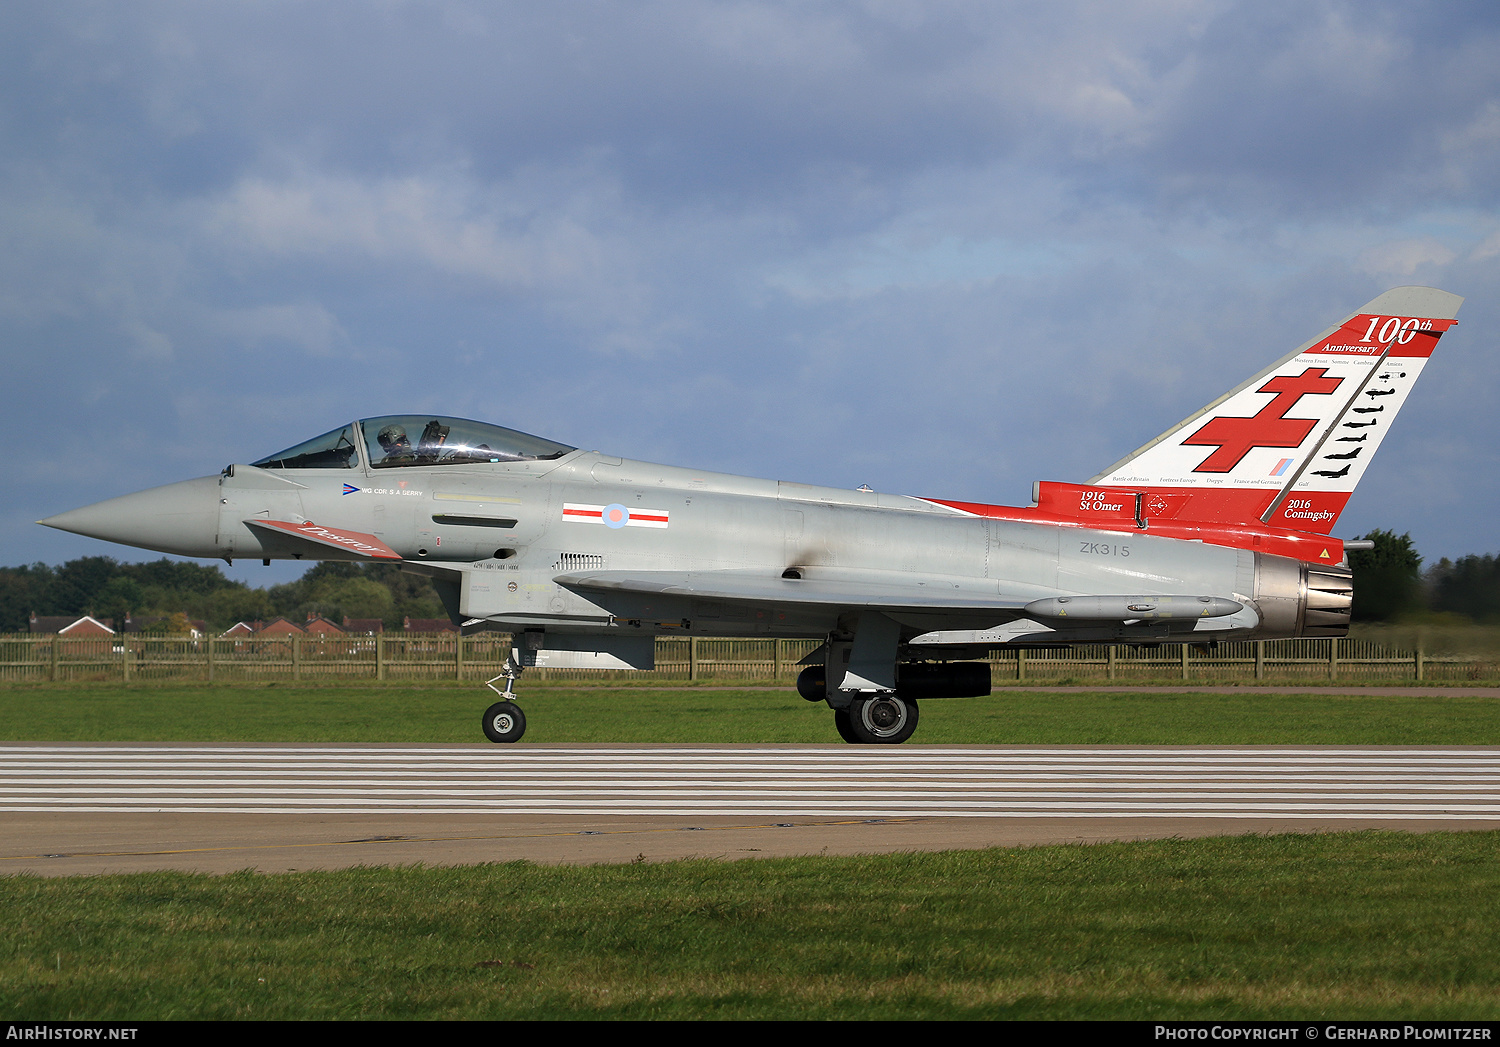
<box><xmin>208</xmin><ymin>171</ymin><xmax>611</xmax><ymax>290</ymax></box>
<box><xmin>122</xmin><ymin>318</ymin><xmax>174</xmax><ymax>361</ymax></box>
<box><xmin>1357</xmin><ymin>238</ymin><xmax>1459</xmax><ymax>278</ymax></box>
<box><xmin>1471</xmin><ymin>228</ymin><xmax>1500</xmax><ymax>261</ymax></box>
<box><xmin>211</xmin><ymin>302</ymin><xmax>349</xmax><ymax>357</ymax></box>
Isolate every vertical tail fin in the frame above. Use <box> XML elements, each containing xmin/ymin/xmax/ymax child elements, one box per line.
<box><xmin>1089</xmin><ymin>286</ymin><xmax>1462</xmax><ymax>533</ymax></box>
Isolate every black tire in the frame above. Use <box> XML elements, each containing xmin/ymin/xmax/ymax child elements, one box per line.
<box><xmin>847</xmin><ymin>694</ymin><xmax>918</xmax><ymax>744</ymax></box>
<box><xmin>481</xmin><ymin>701</ymin><xmax>527</xmax><ymax>743</ymax></box>
<box><xmin>833</xmin><ymin>708</ymin><xmax>862</xmax><ymax>744</ymax></box>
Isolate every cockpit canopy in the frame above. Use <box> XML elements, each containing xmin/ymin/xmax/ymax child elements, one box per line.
<box><xmin>251</xmin><ymin>416</ymin><xmax>575</xmax><ymax>470</ymax></box>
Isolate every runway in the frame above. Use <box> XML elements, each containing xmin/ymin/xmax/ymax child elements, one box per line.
<box><xmin>3</xmin><ymin>743</ymin><xmax>1498</xmax><ymax>875</ymax></box>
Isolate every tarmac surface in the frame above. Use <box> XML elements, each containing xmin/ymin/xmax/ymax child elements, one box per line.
<box><xmin>3</xmin><ymin>742</ymin><xmax>1498</xmax><ymax>876</ymax></box>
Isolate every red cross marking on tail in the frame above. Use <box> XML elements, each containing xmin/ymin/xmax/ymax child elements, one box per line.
<box><xmin>1182</xmin><ymin>367</ymin><xmax>1344</xmax><ymax>473</ymax></box>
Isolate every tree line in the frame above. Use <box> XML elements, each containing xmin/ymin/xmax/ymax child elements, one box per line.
<box><xmin>1342</xmin><ymin>530</ymin><xmax>1496</xmax><ymax>623</ymax></box>
<box><xmin>0</xmin><ymin>558</ymin><xmax>448</xmax><ymax>633</ymax></box>
<box><xmin>1</xmin><ymin>531</ymin><xmax>1493</xmax><ymax>633</ymax></box>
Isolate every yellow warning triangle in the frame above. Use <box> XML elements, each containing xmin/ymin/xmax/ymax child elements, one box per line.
<box><xmin>1320</xmin><ymin>548</ymin><xmax>1331</xmax><ymax>559</ymax></box>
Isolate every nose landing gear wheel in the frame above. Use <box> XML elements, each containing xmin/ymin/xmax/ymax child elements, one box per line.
<box><xmin>482</xmin><ymin>701</ymin><xmax>527</xmax><ymax>743</ymax></box>
<box><xmin>833</xmin><ymin>708</ymin><xmax>861</xmax><ymax>743</ymax></box>
<box><xmin>847</xmin><ymin>694</ymin><xmax>918</xmax><ymax>744</ymax></box>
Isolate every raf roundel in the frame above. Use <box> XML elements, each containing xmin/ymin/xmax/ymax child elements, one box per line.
<box><xmin>561</xmin><ymin>501</ymin><xmax>671</xmax><ymax>528</ymax></box>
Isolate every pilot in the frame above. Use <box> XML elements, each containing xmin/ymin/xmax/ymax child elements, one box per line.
<box><xmin>376</xmin><ymin>424</ymin><xmax>413</xmax><ymax>462</ymax></box>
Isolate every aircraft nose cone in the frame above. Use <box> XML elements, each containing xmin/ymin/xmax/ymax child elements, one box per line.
<box><xmin>39</xmin><ymin>475</ymin><xmax>222</xmax><ymax>558</ymax></box>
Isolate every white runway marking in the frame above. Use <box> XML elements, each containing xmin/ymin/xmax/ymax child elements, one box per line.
<box><xmin>4</xmin><ymin>745</ymin><xmax>1500</xmax><ymax>819</ymax></box>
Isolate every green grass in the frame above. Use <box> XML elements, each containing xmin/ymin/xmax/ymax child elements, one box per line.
<box><xmin>3</xmin><ymin>832</ymin><xmax>1499</xmax><ymax>1019</ymax></box>
<box><xmin>2</xmin><ymin>681</ymin><xmax>1499</xmax><ymax>744</ymax></box>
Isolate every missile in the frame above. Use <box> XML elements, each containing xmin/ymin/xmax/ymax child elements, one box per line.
<box><xmin>1023</xmin><ymin>595</ymin><xmax>1244</xmax><ymax>620</ymax></box>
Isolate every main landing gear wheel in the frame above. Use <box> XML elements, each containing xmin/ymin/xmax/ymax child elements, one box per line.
<box><xmin>847</xmin><ymin>694</ymin><xmax>919</xmax><ymax>744</ymax></box>
<box><xmin>482</xmin><ymin>701</ymin><xmax>527</xmax><ymax>743</ymax></box>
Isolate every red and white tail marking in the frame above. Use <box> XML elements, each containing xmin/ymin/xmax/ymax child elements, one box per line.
<box><xmin>1089</xmin><ymin>286</ymin><xmax>1462</xmax><ymax>533</ymax></box>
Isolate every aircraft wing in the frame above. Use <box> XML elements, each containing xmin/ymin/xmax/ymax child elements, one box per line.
<box><xmin>557</xmin><ymin>567</ymin><xmax>1033</xmax><ymax>612</ymax></box>
<box><xmin>244</xmin><ymin>519</ymin><xmax>402</xmax><ymax>560</ymax></box>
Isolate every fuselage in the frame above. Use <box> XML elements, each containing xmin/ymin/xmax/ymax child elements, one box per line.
<box><xmin>43</xmin><ymin>421</ymin><xmax>1341</xmax><ymax>646</ymax></box>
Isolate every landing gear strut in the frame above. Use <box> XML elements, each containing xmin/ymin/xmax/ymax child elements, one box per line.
<box><xmin>481</xmin><ymin>654</ymin><xmax>527</xmax><ymax>743</ymax></box>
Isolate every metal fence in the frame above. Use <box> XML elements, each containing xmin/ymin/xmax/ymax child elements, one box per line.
<box><xmin>0</xmin><ymin>633</ymin><xmax>1492</xmax><ymax>685</ymax></box>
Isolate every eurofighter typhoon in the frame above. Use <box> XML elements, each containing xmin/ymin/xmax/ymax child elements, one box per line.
<box><xmin>41</xmin><ymin>287</ymin><xmax>1463</xmax><ymax>743</ymax></box>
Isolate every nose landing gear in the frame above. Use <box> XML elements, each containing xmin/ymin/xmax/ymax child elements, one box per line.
<box><xmin>481</xmin><ymin>654</ymin><xmax>527</xmax><ymax>743</ymax></box>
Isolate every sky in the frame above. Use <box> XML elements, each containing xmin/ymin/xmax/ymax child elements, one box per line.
<box><xmin>3</xmin><ymin>0</ymin><xmax>1498</xmax><ymax>588</ymax></box>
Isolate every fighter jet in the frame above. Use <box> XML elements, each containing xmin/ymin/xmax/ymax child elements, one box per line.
<box><xmin>40</xmin><ymin>286</ymin><xmax>1463</xmax><ymax>744</ymax></box>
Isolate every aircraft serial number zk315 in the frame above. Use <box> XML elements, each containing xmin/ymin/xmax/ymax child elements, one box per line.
<box><xmin>41</xmin><ymin>286</ymin><xmax>1463</xmax><ymax>744</ymax></box>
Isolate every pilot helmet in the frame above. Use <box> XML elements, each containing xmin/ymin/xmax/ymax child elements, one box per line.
<box><xmin>377</xmin><ymin>424</ymin><xmax>409</xmax><ymax>450</ymax></box>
